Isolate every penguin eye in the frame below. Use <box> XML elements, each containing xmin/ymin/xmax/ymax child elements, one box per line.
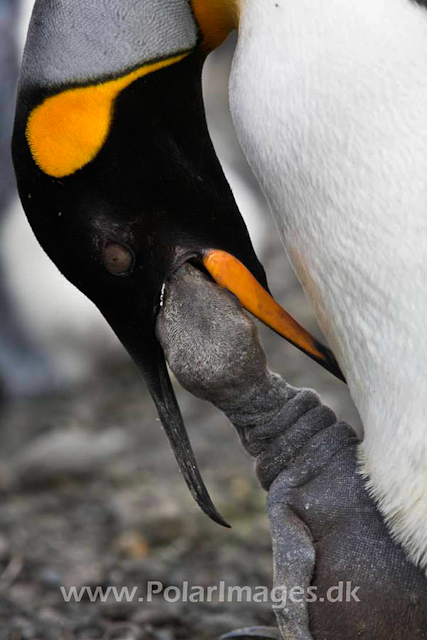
<box><xmin>103</xmin><ymin>242</ymin><xmax>134</xmax><ymax>276</ymax></box>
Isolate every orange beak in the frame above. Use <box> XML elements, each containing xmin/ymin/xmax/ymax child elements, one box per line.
<box><xmin>203</xmin><ymin>249</ymin><xmax>345</xmax><ymax>383</ymax></box>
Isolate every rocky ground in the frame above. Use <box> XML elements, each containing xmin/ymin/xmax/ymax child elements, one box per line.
<box><xmin>0</xmin><ymin>363</ymin><xmax>274</xmax><ymax>640</ymax></box>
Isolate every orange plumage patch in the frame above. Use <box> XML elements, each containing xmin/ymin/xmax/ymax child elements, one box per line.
<box><xmin>191</xmin><ymin>0</ymin><xmax>237</xmax><ymax>51</ymax></box>
<box><xmin>26</xmin><ymin>53</ymin><xmax>189</xmax><ymax>178</ymax></box>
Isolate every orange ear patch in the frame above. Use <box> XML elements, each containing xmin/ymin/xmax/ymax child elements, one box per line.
<box><xmin>26</xmin><ymin>53</ymin><xmax>189</xmax><ymax>178</ymax></box>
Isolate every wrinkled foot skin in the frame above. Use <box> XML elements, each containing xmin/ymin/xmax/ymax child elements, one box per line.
<box><xmin>157</xmin><ymin>264</ymin><xmax>427</xmax><ymax>640</ymax></box>
<box><xmin>219</xmin><ymin>627</ymin><xmax>283</xmax><ymax>639</ymax></box>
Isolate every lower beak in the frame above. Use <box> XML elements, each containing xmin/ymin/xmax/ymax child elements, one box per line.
<box><xmin>203</xmin><ymin>249</ymin><xmax>345</xmax><ymax>383</ymax></box>
<box><xmin>142</xmin><ymin>341</ymin><xmax>231</xmax><ymax>528</ymax></box>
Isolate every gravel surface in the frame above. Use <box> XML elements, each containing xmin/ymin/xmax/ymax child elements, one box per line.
<box><xmin>0</xmin><ymin>363</ymin><xmax>276</xmax><ymax>640</ymax></box>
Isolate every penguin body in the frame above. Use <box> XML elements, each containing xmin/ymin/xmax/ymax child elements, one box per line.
<box><xmin>231</xmin><ymin>0</ymin><xmax>427</xmax><ymax>567</ymax></box>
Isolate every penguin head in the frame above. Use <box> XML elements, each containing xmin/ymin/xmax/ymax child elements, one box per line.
<box><xmin>13</xmin><ymin>0</ymin><xmax>343</xmax><ymax>526</ymax></box>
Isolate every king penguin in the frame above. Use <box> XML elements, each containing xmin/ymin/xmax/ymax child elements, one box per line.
<box><xmin>12</xmin><ymin>0</ymin><xmax>427</xmax><ymax>570</ymax></box>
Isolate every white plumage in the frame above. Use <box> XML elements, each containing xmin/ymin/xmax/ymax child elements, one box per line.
<box><xmin>231</xmin><ymin>0</ymin><xmax>427</xmax><ymax>568</ymax></box>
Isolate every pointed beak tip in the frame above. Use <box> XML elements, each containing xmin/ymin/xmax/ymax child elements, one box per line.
<box><xmin>315</xmin><ymin>339</ymin><xmax>346</xmax><ymax>383</ymax></box>
<box><xmin>207</xmin><ymin>508</ymin><xmax>232</xmax><ymax>529</ymax></box>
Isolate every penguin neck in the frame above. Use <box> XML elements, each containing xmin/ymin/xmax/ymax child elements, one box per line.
<box><xmin>191</xmin><ymin>0</ymin><xmax>240</xmax><ymax>51</ymax></box>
